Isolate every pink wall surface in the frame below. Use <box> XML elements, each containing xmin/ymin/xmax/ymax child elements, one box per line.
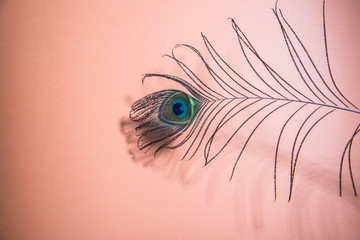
<box><xmin>1</xmin><ymin>0</ymin><xmax>359</xmax><ymax>239</ymax></box>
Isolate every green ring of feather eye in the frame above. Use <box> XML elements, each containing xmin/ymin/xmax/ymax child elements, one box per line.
<box><xmin>160</xmin><ymin>92</ymin><xmax>197</xmax><ymax>124</ymax></box>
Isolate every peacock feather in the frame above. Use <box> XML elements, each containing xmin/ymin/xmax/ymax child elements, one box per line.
<box><xmin>124</xmin><ymin>0</ymin><xmax>359</xmax><ymax>201</ymax></box>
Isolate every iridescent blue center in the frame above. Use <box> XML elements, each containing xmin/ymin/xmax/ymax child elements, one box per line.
<box><xmin>173</xmin><ymin>102</ymin><xmax>184</xmax><ymax>116</ymax></box>
<box><xmin>171</xmin><ymin>98</ymin><xmax>188</xmax><ymax>119</ymax></box>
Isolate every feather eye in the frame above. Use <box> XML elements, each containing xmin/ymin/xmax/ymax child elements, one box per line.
<box><xmin>124</xmin><ymin>0</ymin><xmax>360</xmax><ymax>201</ymax></box>
<box><xmin>130</xmin><ymin>89</ymin><xmax>205</xmax><ymax>155</ymax></box>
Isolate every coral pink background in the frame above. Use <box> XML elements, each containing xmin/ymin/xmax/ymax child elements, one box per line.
<box><xmin>1</xmin><ymin>0</ymin><xmax>359</xmax><ymax>239</ymax></box>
